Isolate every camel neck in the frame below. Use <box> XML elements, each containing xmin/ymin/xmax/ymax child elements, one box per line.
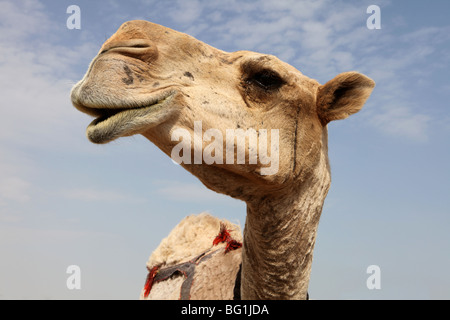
<box><xmin>240</xmin><ymin>175</ymin><xmax>330</xmax><ymax>300</ymax></box>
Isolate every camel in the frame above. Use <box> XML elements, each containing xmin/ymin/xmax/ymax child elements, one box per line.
<box><xmin>71</xmin><ymin>20</ymin><xmax>375</xmax><ymax>300</ymax></box>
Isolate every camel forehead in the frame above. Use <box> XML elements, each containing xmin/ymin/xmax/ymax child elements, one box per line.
<box><xmin>103</xmin><ymin>20</ymin><xmax>179</xmax><ymax>44</ymax></box>
<box><xmin>101</xmin><ymin>20</ymin><xmax>220</xmax><ymax>56</ymax></box>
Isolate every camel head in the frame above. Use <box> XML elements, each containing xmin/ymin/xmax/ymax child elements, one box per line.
<box><xmin>71</xmin><ymin>20</ymin><xmax>374</xmax><ymax>201</ymax></box>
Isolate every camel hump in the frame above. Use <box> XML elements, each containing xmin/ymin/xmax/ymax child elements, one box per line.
<box><xmin>140</xmin><ymin>213</ymin><xmax>243</xmax><ymax>300</ymax></box>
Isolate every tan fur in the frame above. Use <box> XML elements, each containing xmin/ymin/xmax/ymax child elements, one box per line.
<box><xmin>190</xmin><ymin>248</ymin><xmax>242</xmax><ymax>300</ymax></box>
<box><xmin>144</xmin><ymin>275</ymin><xmax>185</xmax><ymax>300</ymax></box>
<box><xmin>71</xmin><ymin>20</ymin><xmax>375</xmax><ymax>300</ymax></box>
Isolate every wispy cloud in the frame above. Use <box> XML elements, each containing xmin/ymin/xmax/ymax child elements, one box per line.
<box><xmin>154</xmin><ymin>179</ymin><xmax>242</xmax><ymax>206</ymax></box>
<box><xmin>0</xmin><ymin>177</ymin><xmax>31</xmax><ymax>204</ymax></box>
<box><xmin>61</xmin><ymin>187</ymin><xmax>146</xmax><ymax>203</ymax></box>
<box><xmin>370</xmin><ymin>105</ymin><xmax>430</xmax><ymax>143</ymax></box>
<box><xmin>0</xmin><ymin>0</ymin><xmax>104</xmax><ymax>224</ymax></box>
<box><xmin>0</xmin><ymin>145</ymin><xmax>35</xmax><ymax>209</ymax></box>
<box><xmin>0</xmin><ymin>0</ymin><xmax>98</xmax><ymax>149</ymax></box>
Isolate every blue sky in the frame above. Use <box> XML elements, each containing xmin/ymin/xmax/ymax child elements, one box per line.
<box><xmin>0</xmin><ymin>0</ymin><xmax>449</xmax><ymax>299</ymax></box>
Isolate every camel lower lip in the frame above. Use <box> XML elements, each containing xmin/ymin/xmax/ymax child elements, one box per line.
<box><xmin>85</xmin><ymin>92</ymin><xmax>175</xmax><ymax>144</ymax></box>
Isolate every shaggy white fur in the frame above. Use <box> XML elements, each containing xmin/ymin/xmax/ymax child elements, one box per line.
<box><xmin>140</xmin><ymin>213</ymin><xmax>243</xmax><ymax>300</ymax></box>
<box><xmin>147</xmin><ymin>213</ymin><xmax>242</xmax><ymax>267</ymax></box>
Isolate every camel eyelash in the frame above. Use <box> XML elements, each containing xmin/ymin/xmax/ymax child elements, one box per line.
<box><xmin>243</xmin><ymin>63</ymin><xmax>286</xmax><ymax>92</ymax></box>
<box><xmin>246</xmin><ymin>69</ymin><xmax>285</xmax><ymax>91</ymax></box>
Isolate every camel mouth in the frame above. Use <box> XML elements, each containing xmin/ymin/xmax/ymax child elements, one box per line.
<box><xmin>81</xmin><ymin>90</ymin><xmax>176</xmax><ymax>144</ymax></box>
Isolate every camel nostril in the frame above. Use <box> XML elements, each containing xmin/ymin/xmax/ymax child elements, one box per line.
<box><xmin>130</xmin><ymin>43</ymin><xmax>151</xmax><ymax>48</ymax></box>
<box><xmin>101</xmin><ymin>40</ymin><xmax>150</xmax><ymax>51</ymax></box>
<box><xmin>99</xmin><ymin>39</ymin><xmax>157</xmax><ymax>61</ymax></box>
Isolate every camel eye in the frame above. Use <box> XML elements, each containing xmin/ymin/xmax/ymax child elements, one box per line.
<box><xmin>247</xmin><ymin>70</ymin><xmax>285</xmax><ymax>91</ymax></box>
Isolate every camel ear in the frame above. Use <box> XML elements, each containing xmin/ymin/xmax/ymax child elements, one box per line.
<box><xmin>317</xmin><ymin>72</ymin><xmax>375</xmax><ymax>125</ymax></box>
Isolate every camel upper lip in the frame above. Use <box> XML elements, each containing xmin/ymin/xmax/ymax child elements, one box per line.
<box><xmin>92</xmin><ymin>91</ymin><xmax>176</xmax><ymax>126</ymax></box>
<box><xmin>73</xmin><ymin>89</ymin><xmax>175</xmax><ymax>121</ymax></box>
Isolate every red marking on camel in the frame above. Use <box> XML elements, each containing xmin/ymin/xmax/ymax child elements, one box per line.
<box><xmin>213</xmin><ymin>223</ymin><xmax>242</xmax><ymax>253</ymax></box>
<box><xmin>143</xmin><ymin>265</ymin><xmax>160</xmax><ymax>298</ymax></box>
